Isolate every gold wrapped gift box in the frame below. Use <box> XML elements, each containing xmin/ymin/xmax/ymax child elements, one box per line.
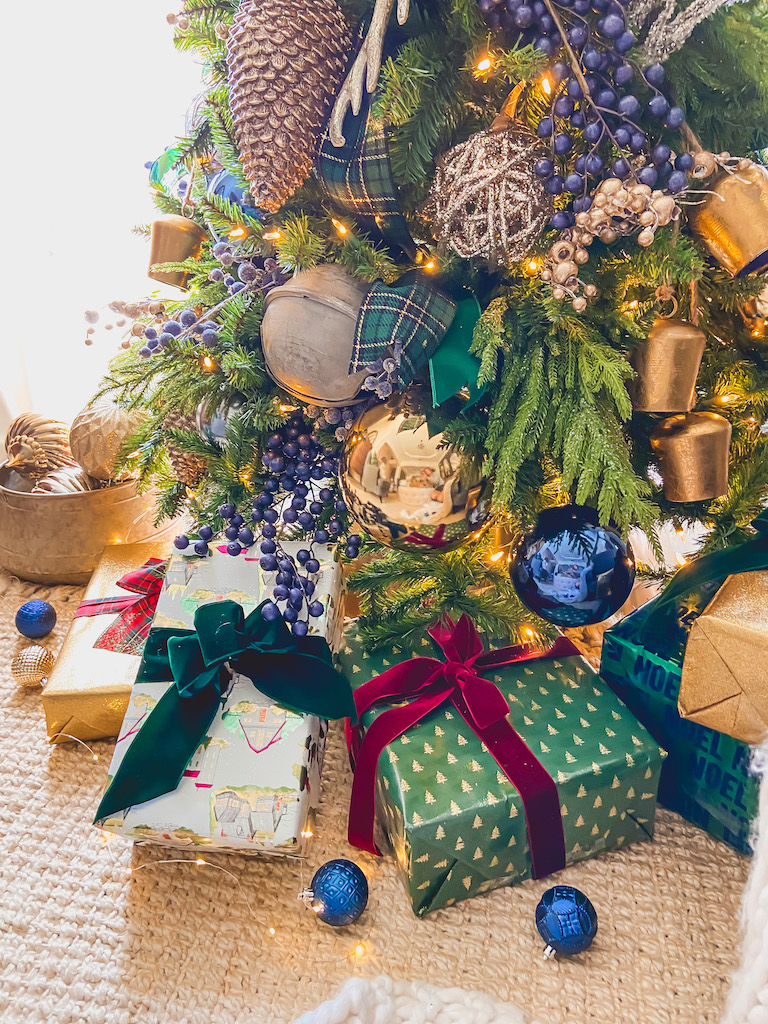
<box><xmin>43</xmin><ymin>541</ymin><xmax>172</xmax><ymax>743</ymax></box>
<box><xmin>679</xmin><ymin>571</ymin><xmax>768</xmax><ymax>744</ymax></box>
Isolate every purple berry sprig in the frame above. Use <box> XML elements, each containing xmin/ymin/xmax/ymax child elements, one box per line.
<box><xmin>176</xmin><ymin>414</ymin><xmax>361</xmax><ymax>636</ymax></box>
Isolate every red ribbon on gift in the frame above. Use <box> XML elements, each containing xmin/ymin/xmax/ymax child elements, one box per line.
<box><xmin>347</xmin><ymin>615</ymin><xmax>578</xmax><ymax>879</ymax></box>
<box><xmin>75</xmin><ymin>558</ymin><xmax>168</xmax><ymax>656</ymax></box>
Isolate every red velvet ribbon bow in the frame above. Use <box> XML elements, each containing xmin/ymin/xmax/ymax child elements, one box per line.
<box><xmin>75</xmin><ymin>558</ymin><xmax>167</xmax><ymax>656</ymax></box>
<box><xmin>347</xmin><ymin>615</ymin><xmax>579</xmax><ymax>879</ymax></box>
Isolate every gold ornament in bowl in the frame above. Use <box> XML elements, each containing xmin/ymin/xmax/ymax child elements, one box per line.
<box><xmin>69</xmin><ymin>402</ymin><xmax>144</xmax><ymax>481</ymax></box>
<box><xmin>688</xmin><ymin>161</ymin><xmax>768</xmax><ymax>277</ymax></box>
<box><xmin>5</xmin><ymin>414</ymin><xmax>76</xmax><ymax>479</ymax></box>
<box><xmin>339</xmin><ymin>389</ymin><xmax>491</xmax><ymax>551</ymax></box>
<box><xmin>12</xmin><ymin>645</ymin><xmax>55</xmax><ymax>687</ymax></box>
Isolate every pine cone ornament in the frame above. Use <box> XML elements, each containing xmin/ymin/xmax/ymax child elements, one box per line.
<box><xmin>164</xmin><ymin>411</ymin><xmax>207</xmax><ymax>486</ymax></box>
<box><xmin>5</xmin><ymin>414</ymin><xmax>77</xmax><ymax>479</ymax></box>
<box><xmin>227</xmin><ymin>0</ymin><xmax>352</xmax><ymax>214</ymax></box>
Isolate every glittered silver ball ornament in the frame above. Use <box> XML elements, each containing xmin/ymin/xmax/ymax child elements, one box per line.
<box><xmin>427</xmin><ymin>113</ymin><xmax>553</xmax><ymax>265</ymax></box>
<box><xmin>11</xmin><ymin>645</ymin><xmax>55</xmax><ymax>687</ymax></box>
<box><xmin>339</xmin><ymin>389</ymin><xmax>491</xmax><ymax>551</ymax></box>
<box><xmin>510</xmin><ymin>505</ymin><xmax>635</xmax><ymax>628</ymax></box>
<box><xmin>261</xmin><ymin>265</ymin><xmax>370</xmax><ymax>406</ymax></box>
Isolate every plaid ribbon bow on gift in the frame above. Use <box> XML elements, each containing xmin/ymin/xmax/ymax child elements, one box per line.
<box><xmin>74</xmin><ymin>558</ymin><xmax>168</xmax><ymax>656</ymax></box>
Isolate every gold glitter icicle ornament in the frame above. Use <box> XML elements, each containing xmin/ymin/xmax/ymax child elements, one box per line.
<box><xmin>12</xmin><ymin>645</ymin><xmax>55</xmax><ymax>688</ymax></box>
<box><xmin>4</xmin><ymin>414</ymin><xmax>76</xmax><ymax>480</ymax></box>
<box><xmin>427</xmin><ymin>92</ymin><xmax>553</xmax><ymax>265</ymax></box>
<box><xmin>227</xmin><ymin>0</ymin><xmax>352</xmax><ymax>214</ymax></box>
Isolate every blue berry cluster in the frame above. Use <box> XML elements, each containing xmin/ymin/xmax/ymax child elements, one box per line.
<box><xmin>209</xmin><ymin>242</ymin><xmax>286</xmax><ymax>297</ymax></box>
<box><xmin>477</xmin><ymin>0</ymin><xmax>693</xmax><ymax>218</ymax></box>
<box><xmin>173</xmin><ymin>416</ymin><xmax>362</xmax><ymax>635</ymax></box>
<box><xmin>138</xmin><ymin>309</ymin><xmax>220</xmax><ymax>360</ymax></box>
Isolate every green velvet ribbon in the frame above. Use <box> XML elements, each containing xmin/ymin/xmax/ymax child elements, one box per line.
<box><xmin>429</xmin><ymin>295</ymin><xmax>485</xmax><ymax>408</ymax></box>
<box><xmin>95</xmin><ymin>600</ymin><xmax>355</xmax><ymax>821</ymax></box>
<box><xmin>641</xmin><ymin>508</ymin><xmax>768</xmax><ymax>633</ymax></box>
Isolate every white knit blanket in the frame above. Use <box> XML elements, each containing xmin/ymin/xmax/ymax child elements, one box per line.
<box><xmin>292</xmin><ymin>977</ymin><xmax>547</xmax><ymax>1024</ymax></box>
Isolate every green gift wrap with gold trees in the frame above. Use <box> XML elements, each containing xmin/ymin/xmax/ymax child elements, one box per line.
<box><xmin>337</xmin><ymin>616</ymin><xmax>664</xmax><ymax>916</ymax></box>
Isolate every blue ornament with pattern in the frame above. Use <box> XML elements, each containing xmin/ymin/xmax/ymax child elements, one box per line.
<box><xmin>305</xmin><ymin>859</ymin><xmax>368</xmax><ymax>927</ymax></box>
<box><xmin>15</xmin><ymin>600</ymin><xmax>57</xmax><ymax>639</ymax></box>
<box><xmin>535</xmin><ymin>885</ymin><xmax>598</xmax><ymax>957</ymax></box>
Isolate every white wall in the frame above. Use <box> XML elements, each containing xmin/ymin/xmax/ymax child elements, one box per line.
<box><xmin>2</xmin><ymin>0</ymin><xmax>205</xmax><ymax>436</ymax></box>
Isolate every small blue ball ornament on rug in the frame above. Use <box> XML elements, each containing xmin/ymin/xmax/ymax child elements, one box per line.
<box><xmin>302</xmin><ymin>859</ymin><xmax>368</xmax><ymax>926</ymax></box>
<box><xmin>535</xmin><ymin>885</ymin><xmax>598</xmax><ymax>958</ymax></box>
<box><xmin>15</xmin><ymin>600</ymin><xmax>57</xmax><ymax>639</ymax></box>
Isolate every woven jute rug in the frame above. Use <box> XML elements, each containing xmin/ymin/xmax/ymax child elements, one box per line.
<box><xmin>0</xmin><ymin>569</ymin><xmax>750</xmax><ymax>1024</ymax></box>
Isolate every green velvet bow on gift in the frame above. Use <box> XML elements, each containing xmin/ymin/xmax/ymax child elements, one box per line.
<box><xmin>95</xmin><ymin>599</ymin><xmax>355</xmax><ymax>821</ymax></box>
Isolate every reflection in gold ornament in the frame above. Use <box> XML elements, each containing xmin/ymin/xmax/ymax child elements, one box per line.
<box><xmin>339</xmin><ymin>390</ymin><xmax>491</xmax><ymax>551</ymax></box>
<box><xmin>650</xmin><ymin>411</ymin><xmax>731</xmax><ymax>502</ymax></box>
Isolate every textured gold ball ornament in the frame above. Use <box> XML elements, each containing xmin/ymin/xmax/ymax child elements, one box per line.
<box><xmin>629</xmin><ymin>319</ymin><xmax>706</xmax><ymax>413</ymax></box>
<box><xmin>650</xmin><ymin>411</ymin><xmax>731</xmax><ymax>502</ymax></box>
<box><xmin>227</xmin><ymin>0</ymin><xmax>352</xmax><ymax>214</ymax></box>
<box><xmin>69</xmin><ymin>402</ymin><xmax>144</xmax><ymax>481</ymax></box>
<box><xmin>4</xmin><ymin>414</ymin><xmax>76</xmax><ymax>479</ymax></box>
<box><xmin>427</xmin><ymin>116</ymin><xmax>553</xmax><ymax>264</ymax></box>
<box><xmin>261</xmin><ymin>264</ymin><xmax>369</xmax><ymax>405</ymax></box>
<box><xmin>11</xmin><ymin>645</ymin><xmax>55</xmax><ymax>687</ymax></box>
<box><xmin>339</xmin><ymin>388</ymin><xmax>492</xmax><ymax>551</ymax></box>
<box><xmin>688</xmin><ymin>160</ymin><xmax>768</xmax><ymax>276</ymax></box>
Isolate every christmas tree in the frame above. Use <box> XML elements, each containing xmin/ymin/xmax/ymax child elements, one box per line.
<box><xmin>97</xmin><ymin>0</ymin><xmax>768</xmax><ymax>647</ymax></box>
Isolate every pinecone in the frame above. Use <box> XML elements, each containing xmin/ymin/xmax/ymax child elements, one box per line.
<box><xmin>164</xmin><ymin>411</ymin><xmax>207</xmax><ymax>487</ymax></box>
<box><xmin>227</xmin><ymin>0</ymin><xmax>351</xmax><ymax>214</ymax></box>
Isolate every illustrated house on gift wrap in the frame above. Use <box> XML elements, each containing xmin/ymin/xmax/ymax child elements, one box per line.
<box><xmin>213</xmin><ymin>789</ymin><xmax>291</xmax><ymax>841</ymax></box>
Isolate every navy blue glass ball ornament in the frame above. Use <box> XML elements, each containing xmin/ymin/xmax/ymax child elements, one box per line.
<box><xmin>16</xmin><ymin>600</ymin><xmax>57</xmax><ymax>639</ymax></box>
<box><xmin>307</xmin><ymin>859</ymin><xmax>368</xmax><ymax>926</ymax></box>
<box><xmin>535</xmin><ymin>885</ymin><xmax>598</xmax><ymax>957</ymax></box>
<box><xmin>510</xmin><ymin>505</ymin><xmax>634</xmax><ymax>628</ymax></box>
<box><xmin>207</xmin><ymin>170</ymin><xmax>262</xmax><ymax>224</ymax></box>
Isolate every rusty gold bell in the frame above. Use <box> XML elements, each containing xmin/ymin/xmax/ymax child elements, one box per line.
<box><xmin>11</xmin><ymin>645</ymin><xmax>55</xmax><ymax>687</ymax></box>
<box><xmin>148</xmin><ymin>215</ymin><xmax>207</xmax><ymax>289</ymax></box>
<box><xmin>688</xmin><ymin>162</ymin><xmax>768</xmax><ymax>277</ymax></box>
<box><xmin>650</xmin><ymin>412</ymin><xmax>731</xmax><ymax>502</ymax></box>
<box><xmin>740</xmin><ymin>283</ymin><xmax>768</xmax><ymax>340</ymax></box>
<box><xmin>629</xmin><ymin>318</ymin><xmax>706</xmax><ymax>413</ymax></box>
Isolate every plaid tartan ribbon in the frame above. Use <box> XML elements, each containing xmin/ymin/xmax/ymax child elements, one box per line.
<box><xmin>350</xmin><ymin>279</ymin><xmax>457</xmax><ymax>384</ymax></box>
<box><xmin>316</xmin><ymin>89</ymin><xmax>417</xmax><ymax>259</ymax></box>
<box><xmin>75</xmin><ymin>558</ymin><xmax>167</xmax><ymax>656</ymax></box>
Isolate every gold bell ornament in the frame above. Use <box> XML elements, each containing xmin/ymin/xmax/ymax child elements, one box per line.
<box><xmin>147</xmin><ymin>215</ymin><xmax>208</xmax><ymax>289</ymax></box>
<box><xmin>629</xmin><ymin>318</ymin><xmax>706</xmax><ymax>413</ymax></box>
<box><xmin>688</xmin><ymin>159</ymin><xmax>768</xmax><ymax>277</ymax></box>
<box><xmin>740</xmin><ymin>283</ymin><xmax>768</xmax><ymax>341</ymax></box>
<box><xmin>11</xmin><ymin>645</ymin><xmax>55</xmax><ymax>687</ymax></box>
<box><xmin>650</xmin><ymin>412</ymin><xmax>731</xmax><ymax>502</ymax></box>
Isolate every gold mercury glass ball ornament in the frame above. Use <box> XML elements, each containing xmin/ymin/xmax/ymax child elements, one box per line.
<box><xmin>11</xmin><ymin>645</ymin><xmax>55</xmax><ymax>688</ymax></box>
<box><xmin>69</xmin><ymin>402</ymin><xmax>144</xmax><ymax>481</ymax></box>
<box><xmin>339</xmin><ymin>389</ymin><xmax>492</xmax><ymax>551</ymax></box>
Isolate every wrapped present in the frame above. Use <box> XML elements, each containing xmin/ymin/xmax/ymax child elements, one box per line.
<box><xmin>337</xmin><ymin>615</ymin><xmax>664</xmax><ymax>916</ymax></box>
<box><xmin>679</xmin><ymin>571</ymin><xmax>768</xmax><ymax>744</ymax></box>
<box><xmin>43</xmin><ymin>541</ymin><xmax>171</xmax><ymax>743</ymax></box>
<box><xmin>95</xmin><ymin>546</ymin><xmax>354</xmax><ymax>855</ymax></box>
<box><xmin>600</xmin><ymin>513</ymin><xmax>768</xmax><ymax>854</ymax></box>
